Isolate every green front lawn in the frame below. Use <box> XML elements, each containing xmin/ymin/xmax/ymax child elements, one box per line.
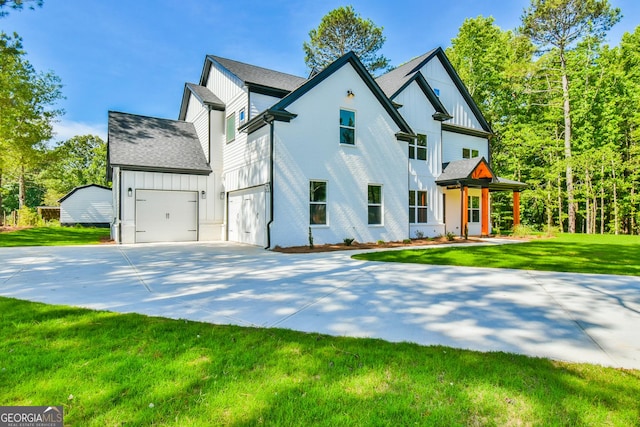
<box><xmin>353</xmin><ymin>234</ymin><xmax>640</xmax><ymax>276</ymax></box>
<box><xmin>1</xmin><ymin>297</ymin><xmax>638</xmax><ymax>426</ymax></box>
<box><xmin>0</xmin><ymin>226</ymin><xmax>111</xmax><ymax>247</ymax></box>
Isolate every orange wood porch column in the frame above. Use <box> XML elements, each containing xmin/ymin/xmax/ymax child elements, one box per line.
<box><xmin>461</xmin><ymin>186</ymin><xmax>468</xmax><ymax>236</ymax></box>
<box><xmin>481</xmin><ymin>187</ymin><xmax>489</xmax><ymax>236</ymax></box>
<box><xmin>513</xmin><ymin>191</ymin><xmax>521</xmax><ymax>226</ymax></box>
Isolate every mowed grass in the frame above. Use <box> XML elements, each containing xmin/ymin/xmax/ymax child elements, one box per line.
<box><xmin>0</xmin><ymin>226</ymin><xmax>111</xmax><ymax>247</ymax></box>
<box><xmin>1</xmin><ymin>297</ymin><xmax>639</xmax><ymax>426</ymax></box>
<box><xmin>353</xmin><ymin>234</ymin><xmax>640</xmax><ymax>276</ymax></box>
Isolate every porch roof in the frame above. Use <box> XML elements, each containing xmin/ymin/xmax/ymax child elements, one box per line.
<box><xmin>436</xmin><ymin>157</ymin><xmax>527</xmax><ymax>191</ymax></box>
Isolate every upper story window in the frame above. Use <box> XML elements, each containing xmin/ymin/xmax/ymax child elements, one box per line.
<box><xmin>462</xmin><ymin>148</ymin><xmax>479</xmax><ymax>159</ymax></box>
<box><xmin>410</xmin><ymin>134</ymin><xmax>427</xmax><ymax>160</ymax></box>
<box><xmin>309</xmin><ymin>181</ymin><xmax>327</xmax><ymax>225</ymax></box>
<box><xmin>340</xmin><ymin>109</ymin><xmax>355</xmax><ymax>145</ymax></box>
<box><xmin>368</xmin><ymin>184</ymin><xmax>382</xmax><ymax>225</ymax></box>
<box><xmin>238</xmin><ymin>108</ymin><xmax>246</xmax><ymax>125</ymax></box>
<box><xmin>433</xmin><ymin>88</ymin><xmax>440</xmax><ymax>96</ymax></box>
<box><xmin>409</xmin><ymin>190</ymin><xmax>428</xmax><ymax>223</ymax></box>
<box><xmin>226</xmin><ymin>113</ymin><xmax>235</xmax><ymax>143</ymax></box>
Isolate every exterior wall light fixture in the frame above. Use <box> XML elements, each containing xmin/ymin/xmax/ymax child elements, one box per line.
<box><xmin>201</xmin><ymin>190</ymin><xmax>206</xmax><ymax>199</ymax></box>
<box><xmin>127</xmin><ymin>187</ymin><xmax>132</xmax><ymax>197</ymax></box>
<box><xmin>347</xmin><ymin>90</ymin><xmax>355</xmax><ymax>98</ymax></box>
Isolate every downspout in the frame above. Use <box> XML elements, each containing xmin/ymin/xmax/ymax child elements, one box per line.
<box><xmin>265</xmin><ymin>115</ymin><xmax>275</xmax><ymax>250</ymax></box>
<box><xmin>118</xmin><ymin>168</ymin><xmax>123</xmax><ymax>244</ymax></box>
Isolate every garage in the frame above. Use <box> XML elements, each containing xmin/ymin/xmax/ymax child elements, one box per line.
<box><xmin>136</xmin><ymin>190</ymin><xmax>198</xmax><ymax>243</ymax></box>
<box><xmin>227</xmin><ymin>187</ymin><xmax>266</xmax><ymax>246</ymax></box>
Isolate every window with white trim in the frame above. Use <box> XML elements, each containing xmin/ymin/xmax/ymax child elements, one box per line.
<box><xmin>226</xmin><ymin>113</ymin><xmax>235</xmax><ymax>143</ymax></box>
<box><xmin>368</xmin><ymin>184</ymin><xmax>382</xmax><ymax>225</ymax></box>
<box><xmin>409</xmin><ymin>134</ymin><xmax>427</xmax><ymax>160</ymax></box>
<box><xmin>409</xmin><ymin>190</ymin><xmax>428</xmax><ymax>223</ymax></box>
<box><xmin>468</xmin><ymin>195</ymin><xmax>480</xmax><ymax>223</ymax></box>
<box><xmin>462</xmin><ymin>148</ymin><xmax>479</xmax><ymax>159</ymax></box>
<box><xmin>309</xmin><ymin>181</ymin><xmax>327</xmax><ymax>225</ymax></box>
<box><xmin>238</xmin><ymin>108</ymin><xmax>246</xmax><ymax>125</ymax></box>
<box><xmin>339</xmin><ymin>109</ymin><xmax>355</xmax><ymax>145</ymax></box>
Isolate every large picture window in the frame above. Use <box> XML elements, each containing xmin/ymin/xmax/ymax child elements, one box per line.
<box><xmin>368</xmin><ymin>184</ymin><xmax>382</xmax><ymax>225</ymax></box>
<box><xmin>409</xmin><ymin>134</ymin><xmax>427</xmax><ymax>160</ymax></box>
<box><xmin>309</xmin><ymin>181</ymin><xmax>327</xmax><ymax>225</ymax></box>
<box><xmin>339</xmin><ymin>109</ymin><xmax>355</xmax><ymax>145</ymax></box>
<box><xmin>409</xmin><ymin>190</ymin><xmax>428</xmax><ymax>223</ymax></box>
<box><xmin>226</xmin><ymin>113</ymin><xmax>235</xmax><ymax>143</ymax></box>
<box><xmin>468</xmin><ymin>195</ymin><xmax>480</xmax><ymax>223</ymax></box>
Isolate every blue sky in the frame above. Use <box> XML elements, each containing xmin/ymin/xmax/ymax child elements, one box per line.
<box><xmin>2</xmin><ymin>0</ymin><xmax>638</xmax><ymax>143</ymax></box>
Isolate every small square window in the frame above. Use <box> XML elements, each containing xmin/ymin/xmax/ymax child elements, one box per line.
<box><xmin>239</xmin><ymin>108</ymin><xmax>246</xmax><ymax>125</ymax></box>
<box><xmin>340</xmin><ymin>109</ymin><xmax>355</xmax><ymax>145</ymax></box>
<box><xmin>433</xmin><ymin>88</ymin><xmax>440</xmax><ymax>96</ymax></box>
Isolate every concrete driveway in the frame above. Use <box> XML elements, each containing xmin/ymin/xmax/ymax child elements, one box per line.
<box><xmin>1</xmin><ymin>242</ymin><xmax>639</xmax><ymax>370</ymax></box>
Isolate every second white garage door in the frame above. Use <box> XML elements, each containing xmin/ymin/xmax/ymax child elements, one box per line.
<box><xmin>136</xmin><ymin>190</ymin><xmax>198</xmax><ymax>243</ymax></box>
<box><xmin>227</xmin><ymin>188</ymin><xmax>266</xmax><ymax>246</ymax></box>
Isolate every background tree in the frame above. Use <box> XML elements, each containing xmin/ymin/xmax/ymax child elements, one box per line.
<box><xmin>40</xmin><ymin>135</ymin><xmax>108</xmax><ymax>204</ymax></box>
<box><xmin>0</xmin><ymin>32</ymin><xmax>63</xmax><ymax>211</ymax></box>
<box><xmin>0</xmin><ymin>0</ymin><xmax>42</xmax><ymax>17</ymax></box>
<box><xmin>303</xmin><ymin>6</ymin><xmax>389</xmax><ymax>74</ymax></box>
<box><xmin>521</xmin><ymin>0</ymin><xmax>621</xmax><ymax>233</ymax></box>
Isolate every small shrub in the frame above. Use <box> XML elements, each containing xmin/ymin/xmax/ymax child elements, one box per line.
<box><xmin>544</xmin><ymin>225</ymin><xmax>560</xmax><ymax>237</ymax></box>
<box><xmin>402</xmin><ymin>238</ymin><xmax>411</xmax><ymax>244</ymax></box>
<box><xmin>343</xmin><ymin>237</ymin><xmax>355</xmax><ymax>246</ymax></box>
<box><xmin>17</xmin><ymin>206</ymin><xmax>41</xmax><ymax>227</ymax></box>
<box><xmin>414</xmin><ymin>230</ymin><xmax>424</xmax><ymax>239</ymax></box>
<box><xmin>377</xmin><ymin>240</ymin><xmax>385</xmax><ymax>245</ymax></box>
<box><xmin>445</xmin><ymin>231</ymin><xmax>456</xmax><ymax>241</ymax></box>
<box><xmin>512</xmin><ymin>224</ymin><xmax>535</xmax><ymax>238</ymax></box>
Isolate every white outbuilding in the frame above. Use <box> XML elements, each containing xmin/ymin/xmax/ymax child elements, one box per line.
<box><xmin>58</xmin><ymin>184</ymin><xmax>112</xmax><ymax>227</ymax></box>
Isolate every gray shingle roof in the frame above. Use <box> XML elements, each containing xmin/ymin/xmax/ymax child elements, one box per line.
<box><xmin>208</xmin><ymin>55</ymin><xmax>307</xmax><ymax>92</ymax></box>
<box><xmin>436</xmin><ymin>157</ymin><xmax>527</xmax><ymax>190</ymax></box>
<box><xmin>437</xmin><ymin>157</ymin><xmax>491</xmax><ymax>183</ymax></box>
<box><xmin>376</xmin><ymin>49</ymin><xmax>436</xmax><ymax>97</ymax></box>
<box><xmin>185</xmin><ymin>83</ymin><xmax>224</xmax><ymax>109</ymax></box>
<box><xmin>108</xmin><ymin>111</ymin><xmax>211</xmax><ymax>175</ymax></box>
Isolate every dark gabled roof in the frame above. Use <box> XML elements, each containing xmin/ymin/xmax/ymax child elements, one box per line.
<box><xmin>377</xmin><ymin>48</ymin><xmax>492</xmax><ymax>133</ymax></box>
<box><xmin>436</xmin><ymin>157</ymin><xmax>526</xmax><ymax>191</ymax></box>
<box><xmin>203</xmin><ymin>55</ymin><xmax>307</xmax><ymax>94</ymax></box>
<box><xmin>107</xmin><ymin>111</ymin><xmax>211</xmax><ymax>175</ymax></box>
<box><xmin>58</xmin><ymin>184</ymin><xmax>111</xmax><ymax>203</ymax></box>
<box><xmin>241</xmin><ymin>51</ymin><xmax>414</xmax><ymax>141</ymax></box>
<box><xmin>437</xmin><ymin>157</ymin><xmax>493</xmax><ymax>185</ymax></box>
<box><xmin>178</xmin><ymin>83</ymin><xmax>225</xmax><ymax>120</ymax></box>
<box><xmin>376</xmin><ymin>49</ymin><xmax>437</xmax><ymax>97</ymax></box>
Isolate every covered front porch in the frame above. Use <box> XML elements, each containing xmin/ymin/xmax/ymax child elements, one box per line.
<box><xmin>437</xmin><ymin>158</ymin><xmax>526</xmax><ymax>237</ymax></box>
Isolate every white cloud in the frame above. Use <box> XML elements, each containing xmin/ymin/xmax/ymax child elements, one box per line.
<box><xmin>50</xmin><ymin>120</ymin><xmax>108</xmax><ymax>143</ymax></box>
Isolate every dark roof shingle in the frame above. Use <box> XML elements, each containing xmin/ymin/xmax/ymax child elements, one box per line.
<box><xmin>208</xmin><ymin>55</ymin><xmax>307</xmax><ymax>92</ymax></box>
<box><xmin>108</xmin><ymin>111</ymin><xmax>211</xmax><ymax>175</ymax></box>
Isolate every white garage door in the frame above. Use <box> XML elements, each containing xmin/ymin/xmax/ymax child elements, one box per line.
<box><xmin>227</xmin><ymin>188</ymin><xmax>266</xmax><ymax>246</ymax></box>
<box><xmin>136</xmin><ymin>190</ymin><xmax>198</xmax><ymax>243</ymax></box>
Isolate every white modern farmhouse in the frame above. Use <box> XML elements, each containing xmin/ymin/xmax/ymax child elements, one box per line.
<box><xmin>107</xmin><ymin>48</ymin><xmax>525</xmax><ymax>246</ymax></box>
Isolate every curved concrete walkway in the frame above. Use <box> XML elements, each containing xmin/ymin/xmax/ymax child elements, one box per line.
<box><xmin>1</xmin><ymin>241</ymin><xmax>639</xmax><ymax>369</ymax></box>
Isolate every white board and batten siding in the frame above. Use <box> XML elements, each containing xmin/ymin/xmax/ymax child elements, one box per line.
<box><xmin>419</xmin><ymin>57</ymin><xmax>482</xmax><ymax>130</ymax></box>
<box><xmin>184</xmin><ymin>93</ymin><xmax>210</xmax><ymax>163</ymax></box>
<box><xmin>269</xmin><ymin>62</ymin><xmax>408</xmax><ymax>248</ymax></box>
<box><xmin>59</xmin><ymin>185</ymin><xmax>112</xmax><ymax>226</ymax></box>
<box><xmin>442</xmin><ymin>131</ymin><xmax>489</xmax><ymax>164</ymax></box>
<box><xmin>118</xmin><ymin>170</ymin><xmax>222</xmax><ymax>244</ymax></box>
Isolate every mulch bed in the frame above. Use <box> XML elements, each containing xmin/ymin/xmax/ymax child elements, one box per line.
<box><xmin>273</xmin><ymin>236</ymin><xmax>477</xmax><ymax>253</ymax></box>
